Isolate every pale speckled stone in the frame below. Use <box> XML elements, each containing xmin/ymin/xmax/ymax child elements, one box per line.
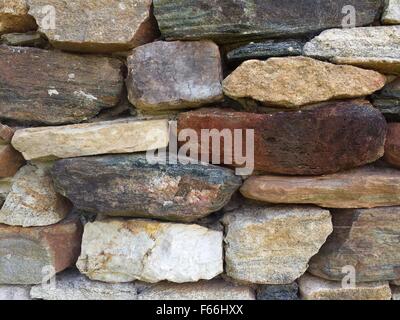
<box><xmin>299</xmin><ymin>274</ymin><xmax>391</xmax><ymax>300</ymax></box>
<box><xmin>0</xmin><ymin>285</ymin><xmax>31</xmax><ymax>300</ymax></box>
<box><xmin>77</xmin><ymin>218</ymin><xmax>223</xmax><ymax>284</ymax></box>
<box><xmin>382</xmin><ymin>0</ymin><xmax>400</xmax><ymax>24</ymax></box>
<box><xmin>222</xmin><ymin>205</ymin><xmax>333</xmax><ymax>285</ymax></box>
<box><xmin>12</xmin><ymin>119</ymin><xmax>169</xmax><ymax>161</ymax></box>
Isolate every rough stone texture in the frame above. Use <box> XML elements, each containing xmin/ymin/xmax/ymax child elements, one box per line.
<box><xmin>0</xmin><ymin>164</ymin><xmax>72</xmax><ymax>227</ymax></box>
<box><xmin>177</xmin><ymin>102</ymin><xmax>387</xmax><ymax>175</ymax></box>
<box><xmin>0</xmin><ymin>214</ymin><xmax>82</xmax><ymax>285</ymax></box>
<box><xmin>77</xmin><ymin>218</ymin><xmax>223</xmax><ymax>283</ymax></box>
<box><xmin>221</xmin><ymin>205</ymin><xmax>333</xmax><ymax>285</ymax></box>
<box><xmin>0</xmin><ymin>0</ymin><xmax>37</xmax><ymax>35</ymax></box>
<box><xmin>138</xmin><ymin>280</ymin><xmax>255</xmax><ymax>300</ymax></box>
<box><xmin>0</xmin><ymin>31</ymin><xmax>46</xmax><ymax>48</ymax></box>
<box><xmin>30</xmin><ymin>269</ymin><xmax>137</xmax><ymax>300</ymax></box>
<box><xmin>0</xmin><ymin>123</ymin><xmax>14</xmax><ymax>144</ymax></box>
<box><xmin>392</xmin><ymin>286</ymin><xmax>400</xmax><ymax>300</ymax></box>
<box><xmin>126</xmin><ymin>41</ymin><xmax>223</xmax><ymax>112</ymax></box>
<box><xmin>304</xmin><ymin>26</ymin><xmax>400</xmax><ymax>75</ymax></box>
<box><xmin>154</xmin><ymin>0</ymin><xmax>383</xmax><ymax>43</ymax></box>
<box><xmin>241</xmin><ymin>166</ymin><xmax>400</xmax><ymax>209</ymax></box>
<box><xmin>299</xmin><ymin>274</ymin><xmax>391</xmax><ymax>300</ymax></box>
<box><xmin>0</xmin><ymin>177</ymin><xmax>11</xmax><ymax>204</ymax></box>
<box><xmin>52</xmin><ymin>154</ymin><xmax>242</xmax><ymax>222</ymax></box>
<box><xmin>382</xmin><ymin>0</ymin><xmax>400</xmax><ymax>24</ymax></box>
<box><xmin>0</xmin><ymin>145</ymin><xmax>24</xmax><ymax>178</ymax></box>
<box><xmin>309</xmin><ymin>207</ymin><xmax>400</xmax><ymax>282</ymax></box>
<box><xmin>27</xmin><ymin>0</ymin><xmax>159</xmax><ymax>53</ymax></box>
<box><xmin>257</xmin><ymin>283</ymin><xmax>299</xmax><ymax>300</ymax></box>
<box><xmin>385</xmin><ymin>123</ymin><xmax>400</xmax><ymax>168</ymax></box>
<box><xmin>226</xmin><ymin>39</ymin><xmax>305</xmax><ymax>64</ymax></box>
<box><xmin>12</xmin><ymin>119</ymin><xmax>169</xmax><ymax>161</ymax></box>
<box><xmin>0</xmin><ymin>285</ymin><xmax>31</xmax><ymax>300</ymax></box>
<box><xmin>223</xmin><ymin>57</ymin><xmax>386</xmax><ymax>108</ymax></box>
<box><xmin>0</xmin><ymin>45</ymin><xmax>124</xmax><ymax>125</ymax></box>
<box><xmin>373</xmin><ymin>77</ymin><xmax>400</xmax><ymax>120</ymax></box>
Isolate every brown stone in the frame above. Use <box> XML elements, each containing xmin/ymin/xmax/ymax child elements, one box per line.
<box><xmin>177</xmin><ymin>101</ymin><xmax>387</xmax><ymax>175</ymax></box>
<box><xmin>240</xmin><ymin>166</ymin><xmax>400</xmax><ymax>209</ymax></box>
<box><xmin>0</xmin><ymin>123</ymin><xmax>15</xmax><ymax>144</ymax></box>
<box><xmin>0</xmin><ymin>45</ymin><xmax>124</xmax><ymax>125</ymax></box>
<box><xmin>309</xmin><ymin>207</ymin><xmax>400</xmax><ymax>282</ymax></box>
<box><xmin>0</xmin><ymin>0</ymin><xmax>37</xmax><ymax>35</ymax></box>
<box><xmin>385</xmin><ymin>123</ymin><xmax>400</xmax><ymax>168</ymax></box>
<box><xmin>0</xmin><ymin>145</ymin><xmax>25</xmax><ymax>178</ymax></box>
<box><xmin>0</xmin><ymin>214</ymin><xmax>82</xmax><ymax>284</ymax></box>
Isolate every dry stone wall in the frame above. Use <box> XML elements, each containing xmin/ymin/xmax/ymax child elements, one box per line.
<box><xmin>0</xmin><ymin>0</ymin><xmax>400</xmax><ymax>300</ymax></box>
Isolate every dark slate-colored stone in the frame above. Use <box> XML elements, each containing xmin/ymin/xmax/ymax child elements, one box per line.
<box><xmin>257</xmin><ymin>283</ymin><xmax>299</xmax><ymax>300</ymax></box>
<box><xmin>373</xmin><ymin>78</ymin><xmax>400</xmax><ymax>121</ymax></box>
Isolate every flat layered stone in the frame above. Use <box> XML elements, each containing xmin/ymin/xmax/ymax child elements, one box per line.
<box><xmin>12</xmin><ymin>119</ymin><xmax>169</xmax><ymax>161</ymax></box>
<box><xmin>257</xmin><ymin>283</ymin><xmax>299</xmax><ymax>300</ymax></box>
<box><xmin>299</xmin><ymin>274</ymin><xmax>391</xmax><ymax>300</ymax></box>
<box><xmin>373</xmin><ymin>77</ymin><xmax>400</xmax><ymax>120</ymax></box>
<box><xmin>27</xmin><ymin>0</ymin><xmax>158</xmax><ymax>53</ymax></box>
<box><xmin>0</xmin><ymin>145</ymin><xmax>24</xmax><ymax>178</ymax></box>
<box><xmin>138</xmin><ymin>280</ymin><xmax>255</xmax><ymax>300</ymax></box>
<box><xmin>0</xmin><ymin>178</ymin><xmax>11</xmax><ymax>204</ymax></box>
<box><xmin>0</xmin><ymin>0</ymin><xmax>37</xmax><ymax>35</ymax></box>
<box><xmin>154</xmin><ymin>0</ymin><xmax>383</xmax><ymax>43</ymax></box>
<box><xmin>0</xmin><ymin>123</ymin><xmax>15</xmax><ymax>144</ymax></box>
<box><xmin>0</xmin><ymin>45</ymin><xmax>124</xmax><ymax>125</ymax></box>
<box><xmin>385</xmin><ymin>123</ymin><xmax>400</xmax><ymax>168</ymax></box>
<box><xmin>0</xmin><ymin>164</ymin><xmax>71</xmax><ymax>227</ymax></box>
<box><xmin>52</xmin><ymin>154</ymin><xmax>241</xmax><ymax>222</ymax></box>
<box><xmin>382</xmin><ymin>0</ymin><xmax>400</xmax><ymax>24</ymax></box>
<box><xmin>126</xmin><ymin>41</ymin><xmax>223</xmax><ymax>112</ymax></box>
<box><xmin>304</xmin><ymin>26</ymin><xmax>400</xmax><ymax>75</ymax></box>
<box><xmin>0</xmin><ymin>214</ymin><xmax>82</xmax><ymax>284</ymax></box>
<box><xmin>223</xmin><ymin>57</ymin><xmax>386</xmax><ymax>108</ymax></box>
<box><xmin>77</xmin><ymin>218</ymin><xmax>223</xmax><ymax>283</ymax></box>
<box><xmin>240</xmin><ymin>166</ymin><xmax>400</xmax><ymax>209</ymax></box>
<box><xmin>222</xmin><ymin>205</ymin><xmax>333</xmax><ymax>284</ymax></box>
<box><xmin>177</xmin><ymin>102</ymin><xmax>387</xmax><ymax>175</ymax></box>
<box><xmin>30</xmin><ymin>269</ymin><xmax>137</xmax><ymax>300</ymax></box>
<box><xmin>309</xmin><ymin>207</ymin><xmax>400</xmax><ymax>282</ymax></box>
<box><xmin>0</xmin><ymin>31</ymin><xmax>46</xmax><ymax>47</ymax></box>
<box><xmin>0</xmin><ymin>285</ymin><xmax>31</xmax><ymax>300</ymax></box>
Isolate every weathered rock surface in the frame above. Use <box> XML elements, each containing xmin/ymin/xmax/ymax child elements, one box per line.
<box><xmin>0</xmin><ymin>31</ymin><xmax>46</xmax><ymax>47</ymax></box>
<box><xmin>309</xmin><ymin>207</ymin><xmax>400</xmax><ymax>282</ymax></box>
<box><xmin>0</xmin><ymin>45</ymin><xmax>124</xmax><ymax>125</ymax></box>
<box><xmin>0</xmin><ymin>164</ymin><xmax>71</xmax><ymax>227</ymax></box>
<box><xmin>223</xmin><ymin>57</ymin><xmax>386</xmax><ymax>108</ymax></box>
<box><xmin>77</xmin><ymin>218</ymin><xmax>223</xmax><ymax>283</ymax></box>
<box><xmin>222</xmin><ymin>205</ymin><xmax>333</xmax><ymax>284</ymax></box>
<box><xmin>27</xmin><ymin>0</ymin><xmax>158</xmax><ymax>53</ymax></box>
<box><xmin>52</xmin><ymin>154</ymin><xmax>241</xmax><ymax>222</ymax></box>
<box><xmin>382</xmin><ymin>0</ymin><xmax>400</xmax><ymax>24</ymax></box>
<box><xmin>138</xmin><ymin>280</ymin><xmax>255</xmax><ymax>300</ymax></box>
<box><xmin>373</xmin><ymin>77</ymin><xmax>400</xmax><ymax>120</ymax></box>
<box><xmin>126</xmin><ymin>41</ymin><xmax>223</xmax><ymax>112</ymax></box>
<box><xmin>304</xmin><ymin>26</ymin><xmax>400</xmax><ymax>74</ymax></box>
<box><xmin>0</xmin><ymin>178</ymin><xmax>11</xmax><ymax>204</ymax></box>
<box><xmin>385</xmin><ymin>123</ymin><xmax>400</xmax><ymax>168</ymax></box>
<box><xmin>0</xmin><ymin>123</ymin><xmax>14</xmax><ymax>144</ymax></box>
<box><xmin>0</xmin><ymin>214</ymin><xmax>82</xmax><ymax>284</ymax></box>
<box><xmin>177</xmin><ymin>102</ymin><xmax>387</xmax><ymax>175</ymax></box>
<box><xmin>0</xmin><ymin>285</ymin><xmax>31</xmax><ymax>300</ymax></box>
<box><xmin>0</xmin><ymin>0</ymin><xmax>37</xmax><ymax>35</ymax></box>
<box><xmin>154</xmin><ymin>0</ymin><xmax>383</xmax><ymax>43</ymax></box>
<box><xmin>30</xmin><ymin>269</ymin><xmax>137</xmax><ymax>300</ymax></box>
<box><xmin>0</xmin><ymin>145</ymin><xmax>24</xmax><ymax>178</ymax></box>
<box><xmin>12</xmin><ymin>119</ymin><xmax>169</xmax><ymax>161</ymax></box>
<box><xmin>299</xmin><ymin>274</ymin><xmax>391</xmax><ymax>300</ymax></box>
<box><xmin>241</xmin><ymin>166</ymin><xmax>400</xmax><ymax>209</ymax></box>
<box><xmin>392</xmin><ymin>286</ymin><xmax>400</xmax><ymax>300</ymax></box>
<box><xmin>257</xmin><ymin>283</ymin><xmax>299</xmax><ymax>300</ymax></box>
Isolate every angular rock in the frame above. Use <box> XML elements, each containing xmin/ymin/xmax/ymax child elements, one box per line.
<box><xmin>154</xmin><ymin>0</ymin><xmax>383</xmax><ymax>43</ymax></box>
<box><xmin>1</xmin><ymin>31</ymin><xmax>46</xmax><ymax>48</ymax></box>
<box><xmin>241</xmin><ymin>166</ymin><xmax>400</xmax><ymax>209</ymax></box>
<box><xmin>0</xmin><ymin>178</ymin><xmax>11</xmax><ymax>204</ymax></box>
<box><xmin>77</xmin><ymin>218</ymin><xmax>223</xmax><ymax>283</ymax></box>
<box><xmin>304</xmin><ymin>26</ymin><xmax>400</xmax><ymax>75</ymax></box>
<box><xmin>373</xmin><ymin>77</ymin><xmax>400</xmax><ymax>120</ymax></box>
<box><xmin>138</xmin><ymin>280</ymin><xmax>255</xmax><ymax>300</ymax></box>
<box><xmin>257</xmin><ymin>283</ymin><xmax>299</xmax><ymax>301</ymax></box>
<box><xmin>12</xmin><ymin>119</ymin><xmax>169</xmax><ymax>161</ymax></box>
<box><xmin>177</xmin><ymin>102</ymin><xmax>387</xmax><ymax>175</ymax></box>
<box><xmin>0</xmin><ymin>123</ymin><xmax>15</xmax><ymax>144</ymax></box>
<box><xmin>0</xmin><ymin>45</ymin><xmax>124</xmax><ymax>125</ymax></box>
<box><xmin>0</xmin><ymin>285</ymin><xmax>31</xmax><ymax>300</ymax></box>
<box><xmin>0</xmin><ymin>0</ymin><xmax>37</xmax><ymax>35</ymax></box>
<box><xmin>382</xmin><ymin>0</ymin><xmax>400</xmax><ymax>24</ymax></box>
<box><xmin>0</xmin><ymin>145</ymin><xmax>24</xmax><ymax>178</ymax></box>
<box><xmin>223</xmin><ymin>57</ymin><xmax>386</xmax><ymax>109</ymax></box>
<box><xmin>299</xmin><ymin>274</ymin><xmax>391</xmax><ymax>300</ymax></box>
<box><xmin>309</xmin><ymin>207</ymin><xmax>400</xmax><ymax>282</ymax></box>
<box><xmin>27</xmin><ymin>0</ymin><xmax>158</xmax><ymax>53</ymax></box>
<box><xmin>385</xmin><ymin>123</ymin><xmax>400</xmax><ymax>168</ymax></box>
<box><xmin>221</xmin><ymin>205</ymin><xmax>333</xmax><ymax>284</ymax></box>
<box><xmin>226</xmin><ymin>39</ymin><xmax>305</xmax><ymax>64</ymax></box>
<box><xmin>52</xmin><ymin>154</ymin><xmax>242</xmax><ymax>222</ymax></box>
<box><xmin>30</xmin><ymin>269</ymin><xmax>137</xmax><ymax>300</ymax></box>
<box><xmin>0</xmin><ymin>214</ymin><xmax>82</xmax><ymax>284</ymax></box>
<box><xmin>0</xmin><ymin>164</ymin><xmax>71</xmax><ymax>227</ymax></box>
<box><xmin>126</xmin><ymin>41</ymin><xmax>223</xmax><ymax>112</ymax></box>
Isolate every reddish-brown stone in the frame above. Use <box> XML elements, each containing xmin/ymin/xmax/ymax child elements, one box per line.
<box><xmin>177</xmin><ymin>100</ymin><xmax>387</xmax><ymax>175</ymax></box>
<box><xmin>0</xmin><ymin>145</ymin><xmax>25</xmax><ymax>178</ymax></box>
<box><xmin>0</xmin><ymin>123</ymin><xmax>15</xmax><ymax>144</ymax></box>
<box><xmin>384</xmin><ymin>123</ymin><xmax>400</xmax><ymax>167</ymax></box>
